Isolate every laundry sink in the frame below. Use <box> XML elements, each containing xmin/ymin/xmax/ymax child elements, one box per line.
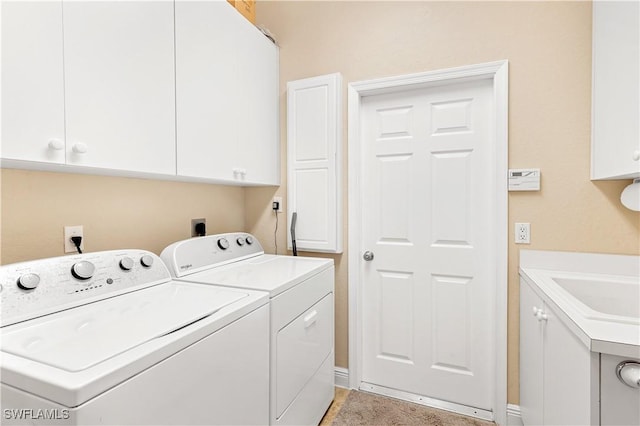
<box><xmin>552</xmin><ymin>276</ymin><xmax>640</xmax><ymax>323</ymax></box>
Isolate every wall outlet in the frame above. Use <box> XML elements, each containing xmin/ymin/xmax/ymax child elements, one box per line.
<box><xmin>191</xmin><ymin>218</ymin><xmax>206</xmax><ymax>237</ymax></box>
<box><xmin>273</xmin><ymin>196</ymin><xmax>283</xmax><ymax>212</ymax></box>
<box><xmin>64</xmin><ymin>225</ymin><xmax>84</xmax><ymax>253</ymax></box>
<box><xmin>515</xmin><ymin>222</ymin><xmax>531</xmax><ymax>244</ymax></box>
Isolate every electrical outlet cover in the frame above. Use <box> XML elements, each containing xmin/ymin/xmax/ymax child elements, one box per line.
<box><xmin>273</xmin><ymin>196</ymin><xmax>283</xmax><ymax>213</ymax></box>
<box><xmin>515</xmin><ymin>222</ymin><xmax>531</xmax><ymax>244</ymax></box>
<box><xmin>191</xmin><ymin>218</ymin><xmax>206</xmax><ymax>237</ymax></box>
<box><xmin>64</xmin><ymin>225</ymin><xmax>84</xmax><ymax>253</ymax></box>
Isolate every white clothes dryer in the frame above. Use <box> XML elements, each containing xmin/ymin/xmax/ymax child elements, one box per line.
<box><xmin>161</xmin><ymin>232</ymin><xmax>335</xmax><ymax>426</ymax></box>
<box><xmin>0</xmin><ymin>250</ymin><xmax>269</xmax><ymax>425</ymax></box>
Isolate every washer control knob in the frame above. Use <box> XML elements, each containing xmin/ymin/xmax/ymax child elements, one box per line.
<box><xmin>237</xmin><ymin>237</ymin><xmax>246</xmax><ymax>246</ymax></box>
<box><xmin>17</xmin><ymin>273</ymin><xmax>41</xmax><ymax>290</ymax></box>
<box><xmin>71</xmin><ymin>261</ymin><xmax>95</xmax><ymax>280</ymax></box>
<box><xmin>140</xmin><ymin>255</ymin><xmax>154</xmax><ymax>268</ymax></box>
<box><xmin>245</xmin><ymin>236</ymin><xmax>254</xmax><ymax>245</ymax></box>
<box><xmin>218</xmin><ymin>238</ymin><xmax>230</xmax><ymax>250</ymax></box>
<box><xmin>119</xmin><ymin>257</ymin><xmax>135</xmax><ymax>271</ymax></box>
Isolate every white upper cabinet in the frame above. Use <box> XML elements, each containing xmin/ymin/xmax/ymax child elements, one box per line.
<box><xmin>1</xmin><ymin>0</ymin><xmax>66</xmax><ymax>164</ymax></box>
<box><xmin>175</xmin><ymin>0</ymin><xmax>240</xmax><ymax>182</ymax></box>
<box><xmin>592</xmin><ymin>1</ymin><xmax>640</xmax><ymax>180</ymax></box>
<box><xmin>287</xmin><ymin>73</ymin><xmax>343</xmax><ymax>253</ymax></box>
<box><xmin>63</xmin><ymin>1</ymin><xmax>176</xmax><ymax>175</ymax></box>
<box><xmin>2</xmin><ymin>0</ymin><xmax>276</xmax><ymax>184</ymax></box>
<box><xmin>175</xmin><ymin>0</ymin><xmax>279</xmax><ymax>185</ymax></box>
<box><xmin>236</xmin><ymin>15</ymin><xmax>279</xmax><ymax>185</ymax></box>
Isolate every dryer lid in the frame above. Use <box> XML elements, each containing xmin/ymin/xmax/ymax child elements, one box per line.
<box><xmin>1</xmin><ymin>282</ymin><xmax>247</xmax><ymax>372</ymax></box>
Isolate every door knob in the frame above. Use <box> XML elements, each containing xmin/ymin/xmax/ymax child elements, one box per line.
<box><xmin>363</xmin><ymin>251</ymin><xmax>374</xmax><ymax>261</ymax></box>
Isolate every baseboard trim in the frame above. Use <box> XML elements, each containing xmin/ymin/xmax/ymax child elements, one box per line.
<box><xmin>507</xmin><ymin>404</ymin><xmax>523</xmax><ymax>426</ymax></box>
<box><xmin>334</xmin><ymin>367</ymin><xmax>349</xmax><ymax>389</ymax></box>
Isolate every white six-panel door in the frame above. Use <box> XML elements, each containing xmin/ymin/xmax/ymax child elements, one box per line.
<box><xmin>360</xmin><ymin>78</ymin><xmax>495</xmax><ymax>414</ymax></box>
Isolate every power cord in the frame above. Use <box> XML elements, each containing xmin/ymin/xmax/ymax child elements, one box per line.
<box><xmin>71</xmin><ymin>236</ymin><xmax>83</xmax><ymax>254</ymax></box>
<box><xmin>273</xmin><ymin>200</ymin><xmax>280</xmax><ymax>255</ymax></box>
<box><xmin>274</xmin><ymin>210</ymin><xmax>279</xmax><ymax>255</ymax></box>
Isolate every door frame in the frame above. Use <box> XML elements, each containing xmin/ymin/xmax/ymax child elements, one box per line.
<box><xmin>347</xmin><ymin>60</ymin><xmax>508</xmax><ymax>424</ymax></box>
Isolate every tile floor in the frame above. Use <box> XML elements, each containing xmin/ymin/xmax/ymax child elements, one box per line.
<box><xmin>319</xmin><ymin>387</ymin><xmax>350</xmax><ymax>425</ymax></box>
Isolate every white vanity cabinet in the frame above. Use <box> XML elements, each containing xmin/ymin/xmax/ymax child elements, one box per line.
<box><xmin>175</xmin><ymin>0</ymin><xmax>279</xmax><ymax>185</ymax></box>
<box><xmin>1</xmin><ymin>0</ymin><xmax>66</xmax><ymax>164</ymax></box>
<box><xmin>520</xmin><ymin>278</ymin><xmax>599</xmax><ymax>425</ymax></box>
<box><xmin>591</xmin><ymin>0</ymin><xmax>640</xmax><ymax>180</ymax></box>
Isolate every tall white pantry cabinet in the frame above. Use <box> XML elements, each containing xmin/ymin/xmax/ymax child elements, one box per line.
<box><xmin>1</xmin><ymin>0</ymin><xmax>279</xmax><ymax>186</ymax></box>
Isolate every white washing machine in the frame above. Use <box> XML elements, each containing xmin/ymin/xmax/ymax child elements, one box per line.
<box><xmin>0</xmin><ymin>249</ymin><xmax>269</xmax><ymax>425</ymax></box>
<box><xmin>161</xmin><ymin>232</ymin><xmax>335</xmax><ymax>426</ymax></box>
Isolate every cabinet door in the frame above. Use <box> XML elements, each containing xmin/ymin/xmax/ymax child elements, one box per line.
<box><xmin>1</xmin><ymin>0</ymin><xmax>65</xmax><ymax>163</ymax></box>
<box><xmin>63</xmin><ymin>1</ymin><xmax>175</xmax><ymax>175</ymax></box>
<box><xmin>286</xmin><ymin>73</ymin><xmax>343</xmax><ymax>253</ymax></box>
<box><xmin>236</xmin><ymin>22</ymin><xmax>279</xmax><ymax>185</ymax></box>
<box><xmin>542</xmin><ymin>302</ymin><xmax>597</xmax><ymax>425</ymax></box>
<box><xmin>592</xmin><ymin>1</ymin><xmax>640</xmax><ymax>179</ymax></box>
<box><xmin>519</xmin><ymin>279</ymin><xmax>544</xmax><ymax>426</ymax></box>
<box><xmin>175</xmin><ymin>0</ymin><xmax>240</xmax><ymax>181</ymax></box>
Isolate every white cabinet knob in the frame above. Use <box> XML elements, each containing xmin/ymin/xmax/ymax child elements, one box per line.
<box><xmin>233</xmin><ymin>168</ymin><xmax>247</xmax><ymax>178</ymax></box>
<box><xmin>633</xmin><ymin>150</ymin><xmax>640</xmax><ymax>162</ymax></box>
<box><xmin>535</xmin><ymin>309</ymin><xmax>548</xmax><ymax>322</ymax></box>
<box><xmin>48</xmin><ymin>139</ymin><xmax>64</xmax><ymax>150</ymax></box>
<box><xmin>532</xmin><ymin>306</ymin><xmax>539</xmax><ymax>316</ymax></box>
<box><xmin>72</xmin><ymin>143</ymin><xmax>88</xmax><ymax>154</ymax></box>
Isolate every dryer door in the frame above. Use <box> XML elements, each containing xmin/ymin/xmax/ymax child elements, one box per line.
<box><xmin>276</xmin><ymin>293</ymin><xmax>333</xmax><ymax>418</ymax></box>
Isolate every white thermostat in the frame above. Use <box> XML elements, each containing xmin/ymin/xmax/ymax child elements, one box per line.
<box><xmin>508</xmin><ymin>168</ymin><xmax>540</xmax><ymax>191</ymax></box>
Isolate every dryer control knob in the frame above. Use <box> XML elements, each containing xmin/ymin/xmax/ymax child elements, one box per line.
<box><xmin>217</xmin><ymin>238</ymin><xmax>230</xmax><ymax>250</ymax></box>
<box><xmin>119</xmin><ymin>257</ymin><xmax>135</xmax><ymax>271</ymax></box>
<box><xmin>236</xmin><ymin>237</ymin><xmax>245</xmax><ymax>246</ymax></box>
<box><xmin>140</xmin><ymin>255</ymin><xmax>154</xmax><ymax>268</ymax></box>
<box><xmin>71</xmin><ymin>261</ymin><xmax>95</xmax><ymax>280</ymax></box>
<box><xmin>245</xmin><ymin>236</ymin><xmax>254</xmax><ymax>245</ymax></box>
<box><xmin>17</xmin><ymin>273</ymin><xmax>40</xmax><ymax>290</ymax></box>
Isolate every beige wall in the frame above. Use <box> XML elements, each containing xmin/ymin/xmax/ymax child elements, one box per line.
<box><xmin>2</xmin><ymin>0</ymin><xmax>638</xmax><ymax>408</ymax></box>
<box><xmin>247</xmin><ymin>0</ymin><xmax>640</xmax><ymax>405</ymax></box>
<box><xmin>1</xmin><ymin>169</ymin><xmax>245</xmax><ymax>264</ymax></box>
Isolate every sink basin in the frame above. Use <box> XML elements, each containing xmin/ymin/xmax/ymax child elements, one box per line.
<box><xmin>552</xmin><ymin>276</ymin><xmax>640</xmax><ymax>324</ymax></box>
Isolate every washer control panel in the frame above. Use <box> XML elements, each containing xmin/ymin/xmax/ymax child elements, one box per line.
<box><xmin>161</xmin><ymin>232</ymin><xmax>263</xmax><ymax>278</ymax></box>
<box><xmin>0</xmin><ymin>250</ymin><xmax>170</xmax><ymax>327</ymax></box>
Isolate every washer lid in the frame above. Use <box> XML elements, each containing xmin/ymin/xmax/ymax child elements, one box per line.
<box><xmin>181</xmin><ymin>255</ymin><xmax>333</xmax><ymax>296</ymax></box>
<box><xmin>1</xmin><ymin>282</ymin><xmax>247</xmax><ymax>372</ymax></box>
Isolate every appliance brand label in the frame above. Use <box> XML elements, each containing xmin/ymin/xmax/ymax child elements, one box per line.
<box><xmin>179</xmin><ymin>264</ymin><xmax>192</xmax><ymax>270</ymax></box>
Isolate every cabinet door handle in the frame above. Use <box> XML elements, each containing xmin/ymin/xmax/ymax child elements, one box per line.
<box><xmin>72</xmin><ymin>143</ymin><xmax>88</xmax><ymax>154</ymax></box>
<box><xmin>633</xmin><ymin>150</ymin><xmax>640</xmax><ymax>162</ymax></box>
<box><xmin>48</xmin><ymin>139</ymin><xmax>64</xmax><ymax>151</ymax></box>
<box><xmin>532</xmin><ymin>306</ymin><xmax>540</xmax><ymax>316</ymax></box>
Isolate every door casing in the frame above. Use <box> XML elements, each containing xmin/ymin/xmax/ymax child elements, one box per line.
<box><xmin>347</xmin><ymin>60</ymin><xmax>509</xmax><ymax>425</ymax></box>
